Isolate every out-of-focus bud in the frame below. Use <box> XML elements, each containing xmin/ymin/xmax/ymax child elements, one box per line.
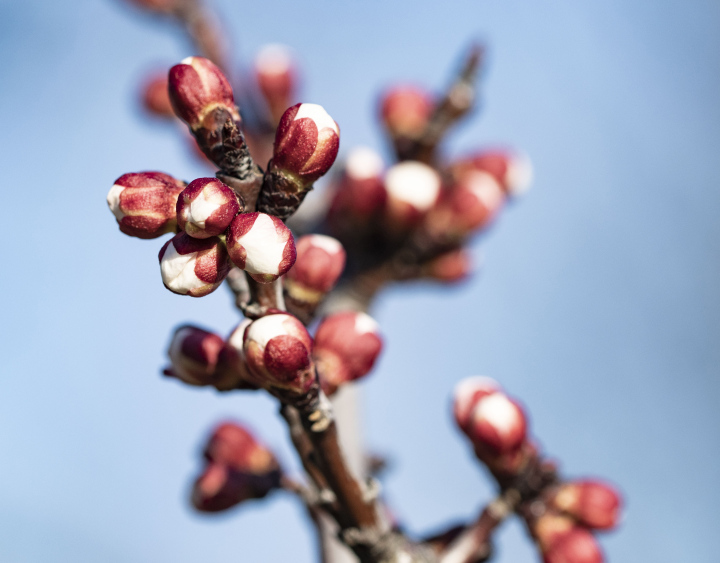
<box><xmin>254</xmin><ymin>44</ymin><xmax>297</xmax><ymax>124</ymax></box>
<box><xmin>328</xmin><ymin>147</ymin><xmax>387</xmax><ymax>223</ymax></box>
<box><xmin>176</xmin><ymin>177</ymin><xmax>241</xmax><ymax>238</ymax></box>
<box><xmin>451</xmin><ymin>150</ymin><xmax>533</xmax><ymax>198</ymax></box>
<box><xmin>452</xmin><ymin>376</ymin><xmax>501</xmax><ymax>433</ymax></box>
<box><xmin>284</xmin><ymin>235</ymin><xmax>346</xmax><ymax>305</ymax></box>
<box><xmin>243</xmin><ymin>313</ymin><xmax>315</xmax><ymax>395</ymax></box>
<box><xmin>468</xmin><ymin>391</ymin><xmax>527</xmax><ymax>454</ymax></box>
<box><xmin>551</xmin><ymin>481</ymin><xmax>622</xmax><ymax>530</ymax></box>
<box><xmin>226</xmin><ymin>212</ymin><xmax>296</xmax><ymax>283</ymax></box>
<box><xmin>423</xmin><ymin>249</ymin><xmax>473</xmax><ymax>283</ymax></box>
<box><xmin>313</xmin><ymin>311</ymin><xmax>383</xmax><ymax>395</ymax></box>
<box><xmin>384</xmin><ymin>161</ymin><xmax>441</xmax><ymax>226</ymax></box>
<box><xmin>204</xmin><ymin>422</ymin><xmax>280</xmax><ymax>474</ymax></box>
<box><xmin>158</xmin><ymin>233</ymin><xmax>230</xmax><ymax>297</ymax></box>
<box><xmin>380</xmin><ymin>85</ymin><xmax>434</xmax><ymax>139</ymax></box>
<box><xmin>107</xmin><ymin>171</ymin><xmax>185</xmax><ymax>239</ymax></box>
<box><xmin>542</xmin><ymin>528</ymin><xmax>604</xmax><ymax>563</ymax></box>
<box><xmin>141</xmin><ymin>73</ymin><xmax>175</xmax><ymax>118</ymax></box>
<box><xmin>533</xmin><ymin>512</ymin><xmax>576</xmax><ymax>552</ymax></box>
<box><xmin>164</xmin><ymin>325</ymin><xmax>224</xmax><ymax>386</ymax></box>
<box><xmin>272</xmin><ymin>102</ymin><xmax>340</xmax><ymax>189</ymax></box>
<box><xmin>220</xmin><ymin>319</ymin><xmax>254</xmax><ymax>385</ymax></box>
<box><xmin>168</xmin><ymin>57</ymin><xmax>239</xmax><ymax>130</ymax></box>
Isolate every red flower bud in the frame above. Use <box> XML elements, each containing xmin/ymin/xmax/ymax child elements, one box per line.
<box><xmin>552</xmin><ymin>481</ymin><xmax>622</xmax><ymax>530</ymax></box>
<box><xmin>254</xmin><ymin>44</ymin><xmax>297</xmax><ymax>123</ymax></box>
<box><xmin>141</xmin><ymin>73</ymin><xmax>175</xmax><ymax>118</ymax></box>
<box><xmin>423</xmin><ymin>249</ymin><xmax>473</xmax><ymax>283</ymax></box>
<box><xmin>168</xmin><ymin>57</ymin><xmax>239</xmax><ymax>129</ymax></box>
<box><xmin>243</xmin><ymin>313</ymin><xmax>315</xmax><ymax>394</ymax></box>
<box><xmin>273</xmin><ymin>103</ymin><xmax>340</xmax><ymax>188</ymax></box>
<box><xmin>107</xmin><ymin>171</ymin><xmax>185</xmax><ymax>239</ymax></box>
<box><xmin>313</xmin><ymin>312</ymin><xmax>383</xmax><ymax>395</ymax></box>
<box><xmin>533</xmin><ymin>512</ymin><xmax>577</xmax><ymax>551</ymax></box>
<box><xmin>328</xmin><ymin>147</ymin><xmax>387</xmax><ymax>221</ymax></box>
<box><xmin>380</xmin><ymin>85</ymin><xmax>434</xmax><ymax>138</ymax></box>
<box><xmin>543</xmin><ymin>528</ymin><xmax>604</xmax><ymax>563</ymax></box>
<box><xmin>204</xmin><ymin>422</ymin><xmax>280</xmax><ymax>474</ymax></box>
<box><xmin>384</xmin><ymin>161</ymin><xmax>441</xmax><ymax>226</ymax></box>
<box><xmin>468</xmin><ymin>392</ymin><xmax>527</xmax><ymax>453</ymax></box>
<box><xmin>176</xmin><ymin>177</ymin><xmax>241</xmax><ymax>238</ymax></box>
<box><xmin>284</xmin><ymin>235</ymin><xmax>346</xmax><ymax>304</ymax></box>
<box><xmin>452</xmin><ymin>376</ymin><xmax>501</xmax><ymax>433</ymax></box>
<box><xmin>226</xmin><ymin>212</ymin><xmax>296</xmax><ymax>283</ymax></box>
<box><xmin>451</xmin><ymin>150</ymin><xmax>533</xmax><ymax>197</ymax></box>
<box><xmin>164</xmin><ymin>325</ymin><xmax>224</xmax><ymax>386</ymax></box>
<box><xmin>158</xmin><ymin>232</ymin><xmax>230</xmax><ymax>297</ymax></box>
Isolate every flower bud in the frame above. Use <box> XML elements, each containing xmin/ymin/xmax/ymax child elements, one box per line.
<box><xmin>451</xmin><ymin>150</ymin><xmax>533</xmax><ymax>197</ymax></box>
<box><xmin>164</xmin><ymin>325</ymin><xmax>224</xmax><ymax>386</ymax></box>
<box><xmin>468</xmin><ymin>392</ymin><xmax>527</xmax><ymax>454</ymax></box>
<box><xmin>328</xmin><ymin>147</ymin><xmax>387</xmax><ymax>222</ymax></box>
<box><xmin>452</xmin><ymin>376</ymin><xmax>501</xmax><ymax>433</ymax></box>
<box><xmin>254</xmin><ymin>44</ymin><xmax>297</xmax><ymax>124</ymax></box>
<box><xmin>313</xmin><ymin>312</ymin><xmax>383</xmax><ymax>395</ymax></box>
<box><xmin>158</xmin><ymin>233</ymin><xmax>230</xmax><ymax>297</ymax></box>
<box><xmin>226</xmin><ymin>212</ymin><xmax>296</xmax><ymax>283</ymax></box>
<box><xmin>423</xmin><ymin>249</ymin><xmax>473</xmax><ymax>283</ymax></box>
<box><xmin>243</xmin><ymin>313</ymin><xmax>315</xmax><ymax>395</ymax></box>
<box><xmin>551</xmin><ymin>480</ymin><xmax>622</xmax><ymax>530</ymax></box>
<box><xmin>380</xmin><ymin>85</ymin><xmax>434</xmax><ymax>138</ymax></box>
<box><xmin>384</xmin><ymin>161</ymin><xmax>441</xmax><ymax>226</ymax></box>
<box><xmin>542</xmin><ymin>528</ymin><xmax>604</xmax><ymax>563</ymax></box>
<box><xmin>533</xmin><ymin>512</ymin><xmax>577</xmax><ymax>552</ymax></box>
<box><xmin>107</xmin><ymin>171</ymin><xmax>185</xmax><ymax>239</ymax></box>
<box><xmin>284</xmin><ymin>235</ymin><xmax>346</xmax><ymax>305</ymax></box>
<box><xmin>176</xmin><ymin>177</ymin><xmax>241</xmax><ymax>238</ymax></box>
<box><xmin>204</xmin><ymin>422</ymin><xmax>280</xmax><ymax>475</ymax></box>
<box><xmin>141</xmin><ymin>73</ymin><xmax>175</xmax><ymax>118</ymax></box>
<box><xmin>168</xmin><ymin>56</ymin><xmax>239</xmax><ymax>130</ymax></box>
<box><xmin>272</xmin><ymin>103</ymin><xmax>340</xmax><ymax>188</ymax></box>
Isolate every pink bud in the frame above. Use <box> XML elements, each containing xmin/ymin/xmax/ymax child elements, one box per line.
<box><xmin>328</xmin><ymin>147</ymin><xmax>387</xmax><ymax>221</ymax></box>
<box><xmin>141</xmin><ymin>73</ymin><xmax>175</xmax><ymax>118</ymax></box>
<box><xmin>533</xmin><ymin>512</ymin><xmax>577</xmax><ymax>551</ymax></box>
<box><xmin>452</xmin><ymin>150</ymin><xmax>533</xmax><ymax>197</ymax></box>
<box><xmin>176</xmin><ymin>177</ymin><xmax>241</xmax><ymax>238</ymax></box>
<box><xmin>452</xmin><ymin>376</ymin><xmax>501</xmax><ymax>433</ymax></box>
<box><xmin>254</xmin><ymin>44</ymin><xmax>297</xmax><ymax>123</ymax></box>
<box><xmin>273</xmin><ymin>103</ymin><xmax>340</xmax><ymax>188</ymax></box>
<box><xmin>204</xmin><ymin>422</ymin><xmax>280</xmax><ymax>474</ymax></box>
<box><xmin>424</xmin><ymin>249</ymin><xmax>473</xmax><ymax>283</ymax></box>
<box><xmin>284</xmin><ymin>235</ymin><xmax>346</xmax><ymax>304</ymax></box>
<box><xmin>313</xmin><ymin>312</ymin><xmax>383</xmax><ymax>394</ymax></box>
<box><xmin>164</xmin><ymin>325</ymin><xmax>224</xmax><ymax>386</ymax></box>
<box><xmin>543</xmin><ymin>529</ymin><xmax>604</xmax><ymax>563</ymax></box>
<box><xmin>107</xmin><ymin>171</ymin><xmax>185</xmax><ymax>239</ymax></box>
<box><xmin>384</xmin><ymin>161</ymin><xmax>441</xmax><ymax>226</ymax></box>
<box><xmin>158</xmin><ymin>233</ymin><xmax>230</xmax><ymax>297</ymax></box>
<box><xmin>380</xmin><ymin>85</ymin><xmax>434</xmax><ymax>138</ymax></box>
<box><xmin>243</xmin><ymin>313</ymin><xmax>315</xmax><ymax>394</ymax></box>
<box><xmin>168</xmin><ymin>56</ymin><xmax>239</xmax><ymax>129</ymax></box>
<box><xmin>468</xmin><ymin>392</ymin><xmax>527</xmax><ymax>453</ymax></box>
<box><xmin>226</xmin><ymin>212</ymin><xmax>296</xmax><ymax>283</ymax></box>
<box><xmin>552</xmin><ymin>481</ymin><xmax>622</xmax><ymax>530</ymax></box>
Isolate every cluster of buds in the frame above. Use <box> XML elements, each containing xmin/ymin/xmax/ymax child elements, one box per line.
<box><xmin>191</xmin><ymin>422</ymin><xmax>282</xmax><ymax>512</ymax></box>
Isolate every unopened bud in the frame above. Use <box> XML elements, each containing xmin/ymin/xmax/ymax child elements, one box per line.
<box><xmin>313</xmin><ymin>312</ymin><xmax>383</xmax><ymax>395</ymax></box>
<box><xmin>452</xmin><ymin>150</ymin><xmax>533</xmax><ymax>197</ymax></box>
<box><xmin>552</xmin><ymin>481</ymin><xmax>622</xmax><ymax>530</ymax></box>
<box><xmin>177</xmin><ymin>177</ymin><xmax>241</xmax><ymax>238</ymax></box>
<box><xmin>243</xmin><ymin>313</ymin><xmax>315</xmax><ymax>395</ymax></box>
<box><xmin>384</xmin><ymin>161</ymin><xmax>441</xmax><ymax>226</ymax></box>
<box><xmin>204</xmin><ymin>422</ymin><xmax>280</xmax><ymax>474</ymax></box>
<box><xmin>107</xmin><ymin>171</ymin><xmax>185</xmax><ymax>239</ymax></box>
<box><xmin>284</xmin><ymin>235</ymin><xmax>346</xmax><ymax>305</ymax></box>
<box><xmin>164</xmin><ymin>325</ymin><xmax>224</xmax><ymax>386</ymax></box>
<box><xmin>226</xmin><ymin>212</ymin><xmax>296</xmax><ymax>283</ymax></box>
<box><xmin>542</xmin><ymin>528</ymin><xmax>604</xmax><ymax>563</ymax></box>
<box><xmin>255</xmin><ymin>44</ymin><xmax>297</xmax><ymax>123</ymax></box>
<box><xmin>423</xmin><ymin>249</ymin><xmax>473</xmax><ymax>283</ymax></box>
<box><xmin>159</xmin><ymin>233</ymin><xmax>230</xmax><ymax>297</ymax></box>
<box><xmin>533</xmin><ymin>512</ymin><xmax>576</xmax><ymax>551</ymax></box>
<box><xmin>328</xmin><ymin>147</ymin><xmax>387</xmax><ymax>222</ymax></box>
<box><xmin>452</xmin><ymin>376</ymin><xmax>501</xmax><ymax>433</ymax></box>
<box><xmin>380</xmin><ymin>86</ymin><xmax>434</xmax><ymax>138</ymax></box>
<box><xmin>168</xmin><ymin>57</ymin><xmax>239</xmax><ymax>130</ymax></box>
<box><xmin>141</xmin><ymin>73</ymin><xmax>175</xmax><ymax>118</ymax></box>
<box><xmin>468</xmin><ymin>392</ymin><xmax>527</xmax><ymax>454</ymax></box>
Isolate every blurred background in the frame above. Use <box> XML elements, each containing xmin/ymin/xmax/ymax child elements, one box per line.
<box><xmin>1</xmin><ymin>0</ymin><xmax>719</xmax><ymax>561</ymax></box>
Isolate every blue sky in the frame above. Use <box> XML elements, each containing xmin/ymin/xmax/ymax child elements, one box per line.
<box><xmin>1</xmin><ymin>0</ymin><xmax>719</xmax><ymax>561</ymax></box>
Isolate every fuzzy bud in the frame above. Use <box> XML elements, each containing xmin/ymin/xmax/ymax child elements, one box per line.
<box><xmin>552</xmin><ymin>481</ymin><xmax>622</xmax><ymax>530</ymax></box>
<box><xmin>384</xmin><ymin>161</ymin><xmax>441</xmax><ymax>226</ymax></box>
<box><xmin>284</xmin><ymin>235</ymin><xmax>346</xmax><ymax>305</ymax></box>
<box><xmin>533</xmin><ymin>512</ymin><xmax>577</xmax><ymax>551</ymax></box>
<box><xmin>542</xmin><ymin>528</ymin><xmax>604</xmax><ymax>563</ymax></box>
<box><xmin>141</xmin><ymin>73</ymin><xmax>175</xmax><ymax>118</ymax></box>
<box><xmin>164</xmin><ymin>325</ymin><xmax>224</xmax><ymax>386</ymax></box>
<box><xmin>423</xmin><ymin>249</ymin><xmax>473</xmax><ymax>283</ymax></box>
<box><xmin>380</xmin><ymin>85</ymin><xmax>434</xmax><ymax>138</ymax></box>
<box><xmin>328</xmin><ymin>147</ymin><xmax>387</xmax><ymax>222</ymax></box>
<box><xmin>176</xmin><ymin>177</ymin><xmax>241</xmax><ymax>238</ymax></box>
<box><xmin>254</xmin><ymin>44</ymin><xmax>297</xmax><ymax>123</ymax></box>
<box><xmin>452</xmin><ymin>376</ymin><xmax>501</xmax><ymax>433</ymax></box>
<box><xmin>451</xmin><ymin>150</ymin><xmax>533</xmax><ymax>197</ymax></box>
<box><xmin>204</xmin><ymin>422</ymin><xmax>280</xmax><ymax>474</ymax></box>
<box><xmin>243</xmin><ymin>313</ymin><xmax>315</xmax><ymax>394</ymax></box>
<box><xmin>158</xmin><ymin>233</ymin><xmax>230</xmax><ymax>297</ymax></box>
<box><xmin>272</xmin><ymin>103</ymin><xmax>340</xmax><ymax>189</ymax></box>
<box><xmin>107</xmin><ymin>171</ymin><xmax>185</xmax><ymax>239</ymax></box>
<box><xmin>168</xmin><ymin>56</ymin><xmax>239</xmax><ymax>130</ymax></box>
<box><xmin>313</xmin><ymin>312</ymin><xmax>383</xmax><ymax>395</ymax></box>
<box><xmin>468</xmin><ymin>392</ymin><xmax>527</xmax><ymax>454</ymax></box>
<box><xmin>226</xmin><ymin>212</ymin><xmax>296</xmax><ymax>283</ymax></box>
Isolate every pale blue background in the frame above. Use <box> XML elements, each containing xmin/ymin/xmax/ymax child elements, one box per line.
<box><xmin>1</xmin><ymin>0</ymin><xmax>718</xmax><ymax>561</ymax></box>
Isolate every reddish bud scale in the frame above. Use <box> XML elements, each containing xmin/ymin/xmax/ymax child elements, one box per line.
<box><xmin>165</xmin><ymin>325</ymin><xmax>224</xmax><ymax>386</ymax></box>
<box><xmin>542</xmin><ymin>528</ymin><xmax>604</xmax><ymax>563</ymax></box>
<box><xmin>424</xmin><ymin>249</ymin><xmax>473</xmax><ymax>283</ymax></box>
<box><xmin>226</xmin><ymin>212</ymin><xmax>296</xmax><ymax>283</ymax></box>
<box><xmin>284</xmin><ymin>235</ymin><xmax>346</xmax><ymax>304</ymax></box>
<box><xmin>451</xmin><ymin>149</ymin><xmax>533</xmax><ymax>198</ymax></box>
<box><xmin>168</xmin><ymin>57</ymin><xmax>239</xmax><ymax>130</ymax></box>
<box><xmin>384</xmin><ymin>161</ymin><xmax>441</xmax><ymax>227</ymax></box>
<box><xmin>107</xmin><ymin>171</ymin><xmax>185</xmax><ymax>239</ymax></box>
<box><xmin>254</xmin><ymin>44</ymin><xmax>297</xmax><ymax>123</ymax></box>
<box><xmin>328</xmin><ymin>147</ymin><xmax>387</xmax><ymax>223</ymax></box>
<box><xmin>176</xmin><ymin>177</ymin><xmax>241</xmax><ymax>238</ymax></box>
<box><xmin>273</xmin><ymin>103</ymin><xmax>340</xmax><ymax>188</ymax></box>
<box><xmin>141</xmin><ymin>74</ymin><xmax>175</xmax><ymax>118</ymax></box>
<box><xmin>468</xmin><ymin>392</ymin><xmax>527</xmax><ymax>454</ymax></box>
<box><xmin>158</xmin><ymin>233</ymin><xmax>230</xmax><ymax>297</ymax></box>
<box><xmin>552</xmin><ymin>481</ymin><xmax>622</xmax><ymax>530</ymax></box>
<box><xmin>380</xmin><ymin>85</ymin><xmax>434</xmax><ymax>138</ymax></box>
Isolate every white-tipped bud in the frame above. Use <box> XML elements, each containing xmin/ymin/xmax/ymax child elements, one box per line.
<box><xmin>384</xmin><ymin>161</ymin><xmax>441</xmax><ymax>226</ymax></box>
<box><xmin>158</xmin><ymin>233</ymin><xmax>230</xmax><ymax>297</ymax></box>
